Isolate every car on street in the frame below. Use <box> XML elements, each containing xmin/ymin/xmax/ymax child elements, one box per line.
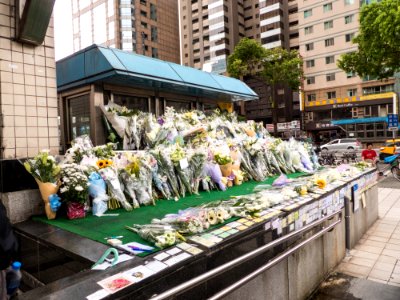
<box><xmin>379</xmin><ymin>139</ymin><xmax>400</xmax><ymax>160</ymax></box>
<box><xmin>320</xmin><ymin>138</ymin><xmax>361</xmax><ymax>152</ymax></box>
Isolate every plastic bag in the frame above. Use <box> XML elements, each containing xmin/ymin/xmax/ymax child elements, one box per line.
<box><xmin>88</xmin><ymin>172</ymin><xmax>110</xmax><ymax>216</ymax></box>
<box><xmin>272</xmin><ymin>174</ymin><xmax>291</xmax><ymax>187</ymax></box>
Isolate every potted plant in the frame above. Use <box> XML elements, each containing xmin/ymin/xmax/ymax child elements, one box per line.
<box><xmin>59</xmin><ymin>163</ymin><xmax>90</xmax><ymax>219</ymax></box>
<box><xmin>23</xmin><ymin>150</ymin><xmax>61</xmax><ymax>219</ymax></box>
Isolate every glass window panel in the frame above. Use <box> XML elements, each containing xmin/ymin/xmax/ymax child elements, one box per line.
<box><xmin>120</xmin><ymin>7</ymin><xmax>131</xmax><ymax>16</ymax></box>
<box><xmin>121</xmin><ymin>19</ymin><xmax>132</xmax><ymax>28</ymax></box>
<box><xmin>113</xmin><ymin>94</ymin><xmax>149</xmax><ymax>112</ymax></box>
<box><xmin>73</xmin><ymin>18</ymin><xmax>79</xmax><ymax>34</ymax></box>
<box><xmin>80</xmin><ymin>0</ymin><xmax>91</xmax><ymax>10</ymax></box>
<box><xmin>165</xmin><ymin>101</ymin><xmax>191</xmax><ymax>112</ymax></box>
<box><xmin>345</xmin><ymin>15</ymin><xmax>354</xmax><ymax>24</ymax></box>
<box><xmin>324</xmin><ymin>20</ymin><xmax>333</xmax><ymax>30</ymax></box>
<box><xmin>304</xmin><ymin>9</ymin><xmax>312</xmax><ymax>18</ymax></box>
<box><xmin>94</xmin><ymin>4</ymin><xmax>107</xmax><ymax>44</ymax></box>
<box><xmin>72</xmin><ymin>0</ymin><xmax>78</xmax><ymax>13</ymax></box>
<box><xmin>68</xmin><ymin>94</ymin><xmax>90</xmax><ymax>141</ymax></box>
<box><xmin>80</xmin><ymin>12</ymin><xmax>92</xmax><ymax>48</ymax></box>
<box><xmin>323</xmin><ymin>3</ymin><xmax>332</xmax><ymax>12</ymax></box>
<box><xmin>108</xmin><ymin>0</ymin><xmax>115</xmax><ymax>17</ymax></box>
<box><xmin>108</xmin><ymin>21</ymin><xmax>115</xmax><ymax>40</ymax></box>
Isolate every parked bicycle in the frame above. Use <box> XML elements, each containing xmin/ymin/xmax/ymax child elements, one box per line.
<box><xmin>341</xmin><ymin>151</ymin><xmax>359</xmax><ymax>163</ymax></box>
<box><xmin>376</xmin><ymin>153</ymin><xmax>400</xmax><ymax>181</ymax></box>
<box><xmin>318</xmin><ymin>151</ymin><xmax>342</xmax><ymax>166</ymax></box>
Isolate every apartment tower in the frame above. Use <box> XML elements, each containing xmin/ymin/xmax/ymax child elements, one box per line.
<box><xmin>179</xmin><ymin>0</ymin><xmax>300</xmax><ymax>131</ymax></box>
<box><xmin>299</xmin><ymin>0</ymin><xmax>397</xmax><ymax>143</ymax></box>
<box><xmin>71</xmin><ymin>0</ymin><xmax>180</xmax><ymax>63</ymax></box>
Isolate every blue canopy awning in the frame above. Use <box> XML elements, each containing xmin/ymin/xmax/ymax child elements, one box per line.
<box><xmin>56</xmin><ymin>45</ymin><xmax>259</xmax><ymax>102</ymax></box>
<box><xmin>331</xmin><ymin>117</ymin><xmax>388</xmax><ymax>125</ymax></box>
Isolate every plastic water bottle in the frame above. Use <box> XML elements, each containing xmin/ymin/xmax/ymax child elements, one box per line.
<box><xmin>6</xmin><ymin>261</ymin><xmax>22</xmax><ymax>297</ymax></box>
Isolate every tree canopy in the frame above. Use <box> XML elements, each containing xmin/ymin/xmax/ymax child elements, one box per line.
<box><xmin>227</xmin><ymin>37</ymin><xmax>303</xmax><ymax>91</ymax></box>
<box><xmin>227</xmin><ymin>37</ymin><xmax>266</xmax><ymax>78</ymax></box>
<box><xmin>337</xmin><ymin>0</ymin><xmax>400</xmax><ymax>79</ymax></box>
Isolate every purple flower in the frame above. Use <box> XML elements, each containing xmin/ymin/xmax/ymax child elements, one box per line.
<box><xmin>157</xmin><ymin>117</ymin><xmax>165</xmax><ymax>125</ymax></box>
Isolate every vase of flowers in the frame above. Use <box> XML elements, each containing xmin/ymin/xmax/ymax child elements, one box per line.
<box><xmin>23</xmin><ymin>150</ymin><xmax>61</xmax><ymax>219</ymax></box>
<box><xmin>59</xmin><ymin>163</ymin><xmax>90</xmax><ymax>219</ymax></box>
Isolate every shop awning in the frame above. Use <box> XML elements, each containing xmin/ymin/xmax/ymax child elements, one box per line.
<box><xmin>56</xmin><ymin>45</ymin><xmax>259</xmax><ymax>102</ymax></box>
<box><xmin>331</xmin><ymin>117</ymin><xmax>387</xmax><ymax>125</ymax></box>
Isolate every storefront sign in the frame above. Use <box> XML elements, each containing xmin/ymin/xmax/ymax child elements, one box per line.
<box><xmin>277</xmin><ymin>121</ymin><xmax>300</xmax><ymax>132</ymax></box>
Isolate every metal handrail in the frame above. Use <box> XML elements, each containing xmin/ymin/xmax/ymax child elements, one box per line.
<box><xmin>150</xmin><ymin>210</ymin><xmax>341</xmax><ymax>300</ymax></box>
<box><xmin>209</xmin><ymin>218</ymin><xmax>341</xmax><ymax>300</ymax></box>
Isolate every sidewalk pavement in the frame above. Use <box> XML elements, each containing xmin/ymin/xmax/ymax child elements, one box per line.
<box><xmin>335</xmin><ymin>181</ymin><xmax>400</xmax><ymax>286</ymax></box>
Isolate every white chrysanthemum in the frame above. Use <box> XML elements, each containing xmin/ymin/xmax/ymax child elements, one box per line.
<box><xmin>75</xmin><ymin>185</ymin><xmax>83</xmax><ymax>192</ymax></box>
<box><xmin>60</xmin><ymin>186</ymin><xmax>69</xmax><ymax>193</ymax></box>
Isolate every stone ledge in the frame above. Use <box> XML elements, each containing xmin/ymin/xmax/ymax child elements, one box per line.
<box><xmin>1</xmin><ymin>189</ymin><xmax>42</xmax><ymax>223</ymax></box>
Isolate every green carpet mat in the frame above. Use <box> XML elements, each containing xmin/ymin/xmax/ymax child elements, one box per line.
<box><xmin>33</xmin><ymin>173</ymin><xmax>306</xmax><ymax>255</ymax></box>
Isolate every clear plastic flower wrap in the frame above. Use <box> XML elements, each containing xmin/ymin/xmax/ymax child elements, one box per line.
<box><xmin>125</xmin><ymin>224</ymin><xmax>184</xmax><ymax>248</ymax></box>
<box><xmin>119</xmin><ymin>170</ymin><xmax>140</xmax><ymax>209</ymax></box>
<box><xmin>170</xmin><ymin>145</ymin><xmax>192</xmax><ymax>197</ymax></box>
<box><xmin>189</xmin><ymin>150</ymin><xmax>207</xmax><ymax>194</ymax></box>
<box><xmin>151</xmin><ymin>149</ymin><xmax>180</xmax><ymax>199</ymax></box>
<box><xmin>204</xmin><ymin>162</ymin><xmax>226</xmax><ymax>191</ymax></box>
<box><xmin>99</xmin><ymin>167</ymin><xmax>133</xmax><ymax>211</ymax></box>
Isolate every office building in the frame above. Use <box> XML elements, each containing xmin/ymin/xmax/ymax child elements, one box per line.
<box><xmin>299</xmin><ymin>0</ymin><xmax>398</xmax><ymax>143</ymax></box>
<box><xmin>71</xmin><ymin>0</ymin><xmax>180</xmax><ymax>63</ymax></box>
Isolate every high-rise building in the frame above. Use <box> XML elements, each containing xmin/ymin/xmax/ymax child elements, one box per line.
<box><xmin>179</xmin><ymin>0</ymin><xmax>300</xmax><ymax>131</ymax></box>
<box><xmin>71</xmin><ymin>0</ymin><xmax>180</xmax><ymax>63</ymax></box>
<box><xmin>299</xmin><ymin>0</ymin><xmax>398</xmax><ymax>143</ymax></box>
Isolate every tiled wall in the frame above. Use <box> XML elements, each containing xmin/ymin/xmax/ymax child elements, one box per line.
<box><xmin>0</xmin><ymin>0</ymin><xmax>59</xmax><ymax>159</ymax></box>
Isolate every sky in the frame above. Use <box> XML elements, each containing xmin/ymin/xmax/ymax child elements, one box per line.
<box><xmin>54</xmin><ymin>0</ymin><xmax>74</xmax><ymax>61</ymax></box>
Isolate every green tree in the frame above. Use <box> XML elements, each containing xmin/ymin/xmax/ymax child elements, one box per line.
<box><xmin>227</xmin><ymin>38</ymin><xmax>303</xmax><ymax>134</ymax></box>
<box><xmin>337</xmin><ymin>0</ymin><xmax>400</xmax><ymax>79</ymax></box>
<box><xmin>227</xmin><ymin>37</ymin><xmax>266</xmax><ymax>79</ymax></box>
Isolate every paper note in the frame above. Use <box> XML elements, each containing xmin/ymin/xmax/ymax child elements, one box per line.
<box><xmin>180</xmin><ymin>158</ymin><xmax>189</xmax><ymax>169</ymax></box>
<box><xmin>145</xmin><ymin>261</ymin><xmax>168</xmax><ymax>273</ymax></box>
<box><xmin>124</xmin><ymin>265</ymin><xmax>156</xmax><ymax>280</ymax></box>
<box><xmin>92</xmin><ymin>262</ymin><xmax>111</xmax><ymax>271</ymax></box>
<box><xmin>174</xmin><ymin>252</ymin><xmax>191</xmax><ymax>263</ymax></box>
<box><xmin>166</xmin><ymin>247</ymin><xmax>182</xmax><ymax>256</ymax></box>
<box><xmin>97</xmin><ymin>273</ymin><xmax>136</xmax><ymax>293</ymax></box>
<box><xmin>153</xmin><ymin>252</ymin><xmax>170</xmax><ymax>261</ymax></box>
<box><xmin>186</xmin><ymin>247</ymin><xmax>203</xmax><ymax>255</ymax></box>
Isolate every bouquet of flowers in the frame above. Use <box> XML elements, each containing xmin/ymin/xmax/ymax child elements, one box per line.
<box><xmin>152</xmin><ymin>149</ymin><xmax>180</xmax><ymax>199</ymax></box>
<box><xmin>99</xmin><ymin>166</ymin><xmax>133</xmax><ymax>211</ymax></box>
<box><xmin>189</xmin><ymin>150</ymin><xmax>207</xmax><ymax>194</ymax></box>
<box><xmin>64</xmin><ymin>135</ymin><xmax>93</xmax><ymax>164</ymax></box>
<box><xmin>121</xmin><ymin>153</ymin><xmax>155</xmax><ymax>206</ymax></box>
<box><xmin>214</xmin><ymin>152</ymin><xmax>233</xmax><ymax>177</ymax></box>
<box><xmin>59</xmin><ymin>163</ymin><xmax>90</xmax><ymax>219</ymax></box>
<box><xmin>125</xmin><ymin>224</ymin><xmax>185</xmax><ymax>249</ymax></box>
<box><xmin>170</xmin><ymin>145</ymin><xmax>192</xmax><ymax>197</ymax></box>
<box><xmin>23</xmin><ymin>150</ymin><xmax>61</xmax><ymax>219</ymax></box>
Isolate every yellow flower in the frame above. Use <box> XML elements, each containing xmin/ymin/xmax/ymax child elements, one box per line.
<box><xmin>24</xmin><ymin>162</ymin><xmax>31</xmax><ymax>173</ymax></box>
<box><xmin>207</xmin><ymin>209</ymin><xmax>217</xmax><ymax>225</ymax></box>
<box><xmin>300</xmin><ymin>186</ymin><xmax>308</xmax><ymax>196</ymax></box>
<box><xmin>96</xmin><ymin>160</ymin><xmax>105</xmax><ymax>169</ymax></box>
<box><xmin>315</xmin><ymin>178</ymin><xmax>327</xmax><ymax>189</ymax></box>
